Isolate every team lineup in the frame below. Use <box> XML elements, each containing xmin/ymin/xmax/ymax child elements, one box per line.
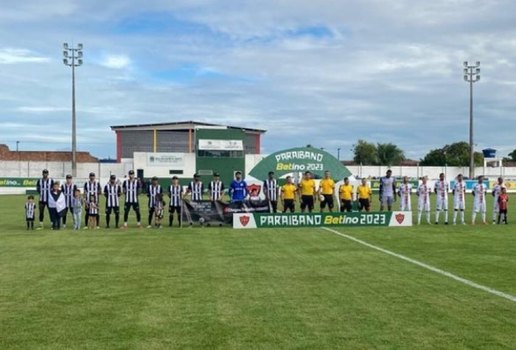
<box><xmin>25</xmin><ymin>168</ymin><xmax>509</xmax><ymax>230</ymax></box>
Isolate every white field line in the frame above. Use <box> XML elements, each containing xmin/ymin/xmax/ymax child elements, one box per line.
<box><xmin>321</xmin><ymin>227</ymin><xmax>516</xmax><ymax>303</ymax></box>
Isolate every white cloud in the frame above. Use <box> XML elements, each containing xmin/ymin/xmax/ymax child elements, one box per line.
<box><xmin>100</xmin><ymin>54</ymin><xmax>131</xmax><ymax>69</ymax></box>
<box><xmin>0</xmin><ymin>48</ymin><xmax>50</xmax><ymax>64</ymax></box>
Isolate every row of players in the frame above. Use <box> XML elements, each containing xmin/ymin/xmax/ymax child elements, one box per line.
<box><xmin>26</xmin><ymin>169</ymin><xmax>251</xmax><ymax>230</ymax></box>
<box><xmin>24</xmin><ymin>168</ymin><xmax>509</xmax><ymax>230</ymax></box>
<box><xmin>378</xmin><ymin>170</ymin><xmax>508</xmax><ymax>225</ymax></box>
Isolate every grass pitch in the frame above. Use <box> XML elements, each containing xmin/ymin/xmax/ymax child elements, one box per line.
<box><xmin>1</xmin><ymin>194</ymin><xmax>515</xmax><ymax>349</ymax></box>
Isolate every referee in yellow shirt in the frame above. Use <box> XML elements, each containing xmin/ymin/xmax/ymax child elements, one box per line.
<box><xmin>298</xmin><ymin>171</ymin><xmax>316</xmax><ymax>213</ymax></box>
<box><xmin>281</xmin><ymin>176</ymin><xmax>297</xmax><ymax>213</ymax></box>
<box><xmin>357</xmin><ymin>178</ymin><xmax>372</xmax><ymax>212</ymax></box>
<box><xmin>318</xmin><ymin>170</ymin><xmax>335</xmax><ymax>212</ymax></box>
<box><xmin>338</xmin><ymin>177</ymin><xmax>353</xmax><ymax>212</ymax></box>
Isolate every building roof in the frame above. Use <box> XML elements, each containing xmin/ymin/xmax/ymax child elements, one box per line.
<box><xmin>0</xmin><ymin>144</ymin><xmax>98</xmax><ymax>163</ymax></box>
<box><xmin>110</xmin><ymin>120</ymin><xmax>266</xmax><ymax>133</ymax></box>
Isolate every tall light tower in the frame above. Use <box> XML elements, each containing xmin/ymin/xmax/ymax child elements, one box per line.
<box><xmin>63</xmin><ymin>43</ymin><xmax>83</xmax><ymax>177</ymax></box>
<box><xmin>463</xmin><ymin>61</ymin><xmax>480</xmax><ymax>179</ymax></box>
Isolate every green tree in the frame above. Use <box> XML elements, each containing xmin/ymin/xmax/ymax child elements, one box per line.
<box><xmin>508</xmin><ymin>149</ymin><xmax>516</xmax><ymax>161</ymax></box>
<box><xmin>420</xmin><ymin>141</ymin><xmax>483</xmax><ymax>166</ymax></box>
<box><xmin>376</xmin><ymin>142</ymin><xmax>405</xmax><ymax>166</ymax></box>
<box><xmin>352</xmin><ymin>140</ymin><xmax>377</xmax><ymax>165</ymax></box>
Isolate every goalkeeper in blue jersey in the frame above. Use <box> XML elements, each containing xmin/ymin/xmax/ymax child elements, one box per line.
<box><xmin>229</xmin><ymin>171</ymin><xmax>248</xmax><ymax>204</ymax></box>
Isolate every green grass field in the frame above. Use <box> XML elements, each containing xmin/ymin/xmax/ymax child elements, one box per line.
<box><xmin>1</xmin><ymin>194</ymin><xmax>515</xmax><ymax>349</ymax></box>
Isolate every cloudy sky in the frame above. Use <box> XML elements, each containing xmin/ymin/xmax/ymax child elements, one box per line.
<box><xmin>1</xmin><ymin>0</ymin><xmax>515</xmax><ymax>160</ymax></box>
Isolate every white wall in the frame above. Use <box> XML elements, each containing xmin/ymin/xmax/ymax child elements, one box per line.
<box><xmin>133</xmin><ymin>152</ymin><xmax>196</xmax><ymax>178</ymax></box>
<box><xmin>348</xmin><ymin>165</ymin><xmax>514</xmax><ymax>179</ymax></box>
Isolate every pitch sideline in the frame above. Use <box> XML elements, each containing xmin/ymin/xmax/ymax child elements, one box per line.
<box><xmin>321</xmin><ymin>227</ymin><xmax>516</xmax><ymax>303</ymax></box>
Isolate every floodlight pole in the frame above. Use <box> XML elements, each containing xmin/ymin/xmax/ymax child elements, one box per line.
<box><xmin>63</xmin><ymin>43</ymin><xmax>83</xmax><ymax>177</ymax></box>
<box><xmin>463</xmin><ymin>61</ymin><xmax>480</xmax><ymax>179</ymax></box>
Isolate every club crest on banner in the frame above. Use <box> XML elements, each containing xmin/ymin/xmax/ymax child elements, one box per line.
<box><xmin>239</xmin><ymin>215</ymin><xmax>250</xmax><ymax>227</ymax></box>
<box><xmin>395</xmin><ymin>213</ymin><xmax>405</xmax><ymax>224</ymax></box>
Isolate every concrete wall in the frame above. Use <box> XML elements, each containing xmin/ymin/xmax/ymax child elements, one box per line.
<box><xmin>1</xmin><ymin>159</ymin><xmax>515</xmax><ymax>181</ymax></box>
<box><xmin>348</xmin><ymin>165</ymin><xmax>514</xmax><ymax>179</ymax></box>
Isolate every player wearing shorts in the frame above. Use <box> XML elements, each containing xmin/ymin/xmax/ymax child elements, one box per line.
<box><xmin>416</xmin><ymin>176</ymin><xmax>431</xmax><ymax>224</ymax></box>
<box><xmin>281</xmin><ymin>176</ymin><xmax>297</xmax><ymax>213</ymax></box>
<box><xmin>472</xmin><ymin>175</ymin><xmax>487</xmax><ymax>225</ymax></box>
<box><xmin>434</xmin><ymin>173</ymin><xmax>449</xmax><ymax>224</ymax></box>
<box><xmin>356</xmin><ymin>178</ymin><xmax>372</xmax><ymax>212</ymax></box>
<box><xmin>338</xmin><ymin>177</ymin><xmax>353</xmax><ymax>212</ymax></box>
<box><xmin>319</xmin><ymin>171</ymin><xmax>335</xmax><ymax>212</ymax></box>
<box><xmin>491</xmin><ymin>177</ymin><xmax>505</xmax><ymax>224</ymax></box>
<box><xmin>398</xmin><ymin>176</ymin><xmax>412</xmax><ymax>211</ymax></box>
<box><xmin>452</xmin><ymin>174</ymin><xmax>466</xmax><ymax>225</ymax></box>
<box><xmin>379</xmin><ymin>170</ymin><xmax>397</xmax><ymax>211</ymax></box>
<box><xmin>497</xmin><ymin>187</ymin><xmax>509</xmax><ymax>224</ymax></box>
<box><xmin>168</xmin><ymin>176</ymin><xmax>183</xmax><ymax>227</ymax></box>
<box><xmin>299</xmin><ymin>171</ymin><xmax>316</xmax><ymax>213</ymax></box>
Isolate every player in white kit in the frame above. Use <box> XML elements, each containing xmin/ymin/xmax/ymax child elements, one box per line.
<box><xmin>472</xmin><ymin>175</ymin><xmax>487</xmax><ymax>224</ymax></box>
<box><xmin>416</xmin><ymin>176</ymin><xmax>431</xmax><ymax>224</ymax></box>
<box><xmin>491</xmin><ymin>177</ymin><xmax>505</xmax><ymax>224</ymax></box>
<box><xmin>452</xmin><ymin>174</ymin><xmax>466</xmax><ymax>225</ymax></box>
<box><xmin>398</xmin><ymin>176</ymin><xmax>412</xmax><ymax>211</ymax></box>
<box><xmin>434</xmin><ymin>173</ymin><xmax>449</xmax><ymax>225</ymax></box>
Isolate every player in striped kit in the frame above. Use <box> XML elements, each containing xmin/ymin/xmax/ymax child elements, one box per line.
<box><xmin>168</xmin><ymin>176</ymin><xmax>183</xmax><ymax>227</ymax></box>
<box><xmin>60</xmin><ymin>174</ymin><xmax>77</xmax><ymax>228</ymax></box>
<box><xmin>263</xmin><ymin>171</ymin><xmax>279</xmax><ymax>213</ymax></box>
<box><xmin>434</xmin><ymin>173</ymin><xmax>449</xmax><ymax>224</ymax></box>
<box><xmin>491</xmin><ymin>177</ymin><xmax>505</xmax><ymax>224</ymax></box>
<box><xmin>25</xmin><ymin>195</ymin><xmax>36</xmax><ymax>230</ymax></box>
<box><xmin>36</xmin><ymin>169</ymin><xmax>54</xmax><ymax>229</ymax></box>
<box><xmin>147</xmin><ymin>176</ymin><xmax>163</xmax><ymax>228</ymax></box>
<box><xmin>104</xmin><ymin>174</ymin><xmax>121</xmax><ymax>228</ymax></box>
<box><xmin>208</xmin><ymin>173</ymin><xmax>225</xmax><ymax>202</ymax></box>
<box><xmin>452</xmin><ymin>174</ymin><xmax>466</xmax><ymax>225</ymax></box>
<box><xmin>416</xmin><ymin>176</ymin><xmax>431</xmax><ymax>224</ymax></box>
<box><xmin>397</xmin><ymin>176</ymin><xmax>412</xmax><ymax>211</ymax></box>
<box><xmin>186</xmin><ymin>174</ymin><xmax>204</xmax><ymax>201</ymax></box>
<box><xmin>83</xmin><ymin>172</ymin><xmax>101</xmax><ymax>229</ymax></box>
<box><xmin>123</xmin><ymin>170</ymin><xmax>142</xmax><ymax>228</ymax></box>
<box><xmin>472</xmin><ymin>175</ymin><xmax>487</xmax><ymax>225</ymax></box>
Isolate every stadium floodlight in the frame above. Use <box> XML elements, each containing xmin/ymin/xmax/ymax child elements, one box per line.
<box><xmin>463</xmin><ymin>61</ymin><xmax>481</xmax><ymax>179</ymax></box>
<box><xmin>62</xmin><ymin>42</ymin><xmax>84</xmax><ymax>177</ymax></box>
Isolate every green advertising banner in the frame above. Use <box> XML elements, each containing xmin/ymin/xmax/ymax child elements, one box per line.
<box><xmin>249</xmin><ymin>147</ymin><xmax>351</xmax><ymax>180</ymax></box>
<box><xmin>0</xmin><ymin>178</ymin><xmax>38</xmax><ymax>187</ymax></box>
<box><xmin>233</xmin><ymin>211</ymin><xmax>412</xmax><ymax>229</ymax></box>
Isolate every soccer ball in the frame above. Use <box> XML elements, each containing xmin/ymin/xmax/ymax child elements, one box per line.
<box><xmin>319</xmin><ymin>194</ymin><xmax>325</xmax><ymax>202</ymax></box>
<box><xmin>199</xmin><ymin>217</ymin><xmax>205</xmax><ymax>225</ymax></box>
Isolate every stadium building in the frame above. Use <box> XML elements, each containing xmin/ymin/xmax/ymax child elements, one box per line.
<box><xmin>110</xmin><ymin>121</ymin><xmax>266</xmax><ymax>183</ymax></box>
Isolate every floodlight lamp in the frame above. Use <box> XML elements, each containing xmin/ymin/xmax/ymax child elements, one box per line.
<box><xmin>63</xmin><ymin>58</ymin><xmax>68</xmax><ymax>65</ymax></box>
<box><xmin>77</xmin><ymin>51</ymin><xmax>83</xmax><ymax>58</ymax></box>
<box><xmin>77</xmin><ymin>59</ymin><xmax>83</xmax><ymax>65</ymax></box>
<box><xmin>463</xmin><ymin>61</ymin><xmax>468</xmax><ymax>67</ymax></box>
<box><xmin>476</xmin><ymin>61</ymin><xmax>480</xmax><ymax>66</ymax></box>
<box><xmin>78</xmin><ymin>43</ymin><xmax>83</xmax><ymax>50</ymax></box>
<box><xmin>464</xmin><ymin>75</ymin><xmax>468</xmax><ymax>81</ymax></box>
<box><xmin>476</xmin><ymin>75</ymin><xmax>480</xmax><ymax>81</ymax></box>
<box><xmin>63</xmin><ymin>51</ymin><xmax>68</xmax><ymax>57</ymax></box>
<box><xmin>63</xmin><ymin>43</ymin><xmax>69</xmax><ymax>49</ymax></box>
<box><xmin>476</xmin><ymin>68</ymin><xmax>480</xmax><ymax>73</ymax></box>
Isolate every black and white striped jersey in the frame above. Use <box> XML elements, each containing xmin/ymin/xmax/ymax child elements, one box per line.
<box><xmin>168</xmin><ymin>184</ymin><xmax>183</xmax><ymax>207</ymax></box>
<box><xmin>84</xmin><ymin>181</ymin><xmax>101</xmax><ymax>202</ymax></box>
<box><xmin>36</xmin><ymin>178</ymin><xmax>54</xmax><ymax>202</ymax></box>
<box><xmin>61</xmin><ymin>183</ymin><xmax>77</xmax><ymax>208</ymax></box>
<box><xmin>208</xmin><ymin>181</ymin><xmax>225</xmax><ymax>201</ymax></box>
<box><xmin>88</xmin><ymin>202</ymin><xmax>99</xmax><ymax>215</ymax></box>
<box><xmin>147</xmin><ymin>185</ymin><xmax>163</xmax><ymax>208</ymax></box>
<box><xmin>263</xmin><ymin>179</ymin><xmax>278</xmax><ymax>201</ymax></box>
<box><xmin>188</xmin><ymin>181</ymin><xmax>204</xmax><ymax>201</ymax></box>
<box><xmin>25</xmin><ymin>202</ymin><xmax>36</xmax><ymax>219</ymax></box>
<box><xmin>123</xmin><ymin>179</ymin><xmax>140</xmax><ymax>203</ymax></box>
<box><xmin>104</xmin><ymin>183</ymin><xmax>121</xmax><ymax>207</ymax></box>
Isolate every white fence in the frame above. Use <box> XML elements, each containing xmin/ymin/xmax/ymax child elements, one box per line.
<box><xmin>348</xmin><ymin>165</ymin><xmax>514</xmax><ymax>179</ymax></box>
